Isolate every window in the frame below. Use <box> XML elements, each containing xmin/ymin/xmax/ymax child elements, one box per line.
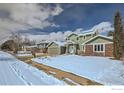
<box><xmin>66</xmin><ymin>38</ymin><xmax>69</xmax><ymax>40</ymax></box>
<box><xmin>77</xmin><ymin>37</ymin><xmax>79</xmax><ymax>40</ymax></box>
<box><xmin>84</xmin><ymin>36</ymin><xmax>86</xmax><ymax>40</ymax></box>
<box><xmin>94</xmin><ymin>45</ymin><xmax>97</xmax><ymax>51</ymax></box>
<box><xmin>98</xmin><ymin>45</ymin><xmax>100</xmax><ymax>51</ymax></box>
<box><xmin>94</xmin><ymin>44</ymin><xmax>104</xmax><ymax>52</ymax></box>
<box><xmin>93</xmin><ymin>34</ymin><xmax>96</xmax><ymax>37</ymax></box>
<box><xmin>101</xmin><ymin>44</ymin><xmax>103</xmax><ymax>51</ymax></box>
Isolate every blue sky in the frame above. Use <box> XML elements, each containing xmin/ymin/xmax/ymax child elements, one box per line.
<box><xmin>44</xmin><ymin>3</ymin><xmax>124</xmax><ymax>33</ymax></box>
<box><xmin>0</xmin><ymin>3</ymin><xmax>124</xmax><ymax>36</ymax></box>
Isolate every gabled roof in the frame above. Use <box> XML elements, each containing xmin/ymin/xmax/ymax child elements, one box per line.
<box><xmin>47</xmin><ymin>41</ymin><xmax>66</xmax><ymax>47</ymax></box>
<box><xmin>65</xmin><ymin>40</ymin><xmax>78</xmax><ymax>44</ymax></box>
<box><xmin>81</xmin><ymin>35</ymin><xmax>113</xmax><ymax>45</ymax></box>
<box><xmin>78</xmin><ymin>30</ymin><xmax>97</xmax><ymax>37</ymax></box>
<box><xmin>24</xmin><ymin>45</ymin><xmax>37</xmax><ymax>48</ymax></box>
<box><xmin>36</xmin><ymin>40</ymin><xmax>50</xmax><ymax>45</ymax></box>
<box><xmin>67</xmin><ymin>29</ymin><xmax>98</xmax><ymax>38</ymax></box>
<box><xmin>67</xmin><ymin>33</ymin><xmax>78</xmax><ymax>38</ymax></box>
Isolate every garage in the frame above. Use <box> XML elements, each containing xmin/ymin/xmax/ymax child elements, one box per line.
<box><xmin>47</xmin><ymin>41</ymin><xmax>66</xmax><ymax>56</ymax></box>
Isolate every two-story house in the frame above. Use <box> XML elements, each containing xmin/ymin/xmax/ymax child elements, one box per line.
<box><xmin>66</xmin><ymin>30</ymin><xmax>113</xmax><ymax>57</ymax></box>
<box><xmin>66</xmin><ymin>30</ymin><xmax>99</xmax><ymax>54</ymax></box>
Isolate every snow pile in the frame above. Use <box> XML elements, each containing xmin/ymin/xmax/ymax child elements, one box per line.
<box><xmin>50</xmin><ymin>41</ymin><xmax>66</xmax><ymax>47</ymax></box>
<box><xmin>0</xmin><ymin>51</ymin><xmax>66</xmax><ymax>85</ymax></box>
<box><xmin>32</xmin><ymin>55</ymin><xmax>124</xmax><ymax>85</ymax></box>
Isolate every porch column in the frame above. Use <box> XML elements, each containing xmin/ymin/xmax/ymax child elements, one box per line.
<box><xmin>66</xmin><ymin>44</ymin><xmax>69</xmax><ymax>54</ymax></box>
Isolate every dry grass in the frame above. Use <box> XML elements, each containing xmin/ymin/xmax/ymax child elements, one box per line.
<box><xmin>31</xmin><ymin>61</ymin><xmax>102</xmax><ymax>85</ymax></box>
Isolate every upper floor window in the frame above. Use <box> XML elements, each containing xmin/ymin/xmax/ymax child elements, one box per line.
<box><xmin>66</xmin><ymin>38</ymin><xmax>69</xmax><ymax>40</ymax></box>
<box><xmin>84</xmin><ymin>36</ymin><xmax>86</xmax><ymax>40</ymax></box>
<box><xmin>77</xmin><ymin>37</ymin><xmax>79</xmax><ymax>40</ymax></box>
<box><xmin>93</xmin><ymin>34</ymin><xmax>95</xmax><ymax>37</ymax></box>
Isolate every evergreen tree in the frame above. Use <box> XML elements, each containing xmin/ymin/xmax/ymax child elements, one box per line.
<box><xmin>121</xmin><ymin>29</ymin><xmax>124</xmax><ymax>58</ymax></box>
<box><xmin>113</xmin><ymin>11</ymin><xmax>123</xmax><ymax>59</ymax></box>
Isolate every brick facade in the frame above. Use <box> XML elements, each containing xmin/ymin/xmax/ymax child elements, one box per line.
<box><xmin>105</xmin><ymin>43</ymin><xmax>113</xmax><ymax>57</ymax></box>
<box><xmin>85</xmin><ymin>45</ymin><xmax>93</xmax><ymax>56</ymax></box>
<box><xmin>85</xmin><ymin>43</ymin><xmax>113</xmax><ymax>57</ymax></box>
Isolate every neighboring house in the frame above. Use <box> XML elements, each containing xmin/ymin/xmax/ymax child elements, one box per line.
<box><xmin>36</xmin><ymin>40</ymin><xmax>50</xmax><ymax>53</ymax></box>
<box><xmin>81</xmin><ymin>35</ymin><xmax>113</xmax><ymax>57</ymax></box>
<box><xmin>22</xmin><ymin>45</ymin><xmax>37</xmax><ymax>51</ymax></box>
<box><xmin>47</xmin><ymin>41</ymin><xmax>66</xmax><ymax>56</ymax></box>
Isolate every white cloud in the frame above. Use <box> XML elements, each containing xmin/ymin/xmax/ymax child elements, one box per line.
<box><xmin>74</xmin><ymin>28</ymin><xmax>83</xmax><ymax>34</ymax></box>
<box><xmin>22</xmin><ymin>21</ymin><xmax>114</xmax><ymax>43</ymax></box>
<box><xmin>0</xmin><ymin>4</ymin><xmax>63</xmax><ymax>44</ymax></box>
<box><xmin>23</xmin><ymin>29</ymin><xmax>82</xmax><ymax>44</ymax></box>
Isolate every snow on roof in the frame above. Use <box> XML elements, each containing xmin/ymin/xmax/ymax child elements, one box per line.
<box><xmin>47</xmin><ymin>41</ymin><xmax>66</xmax><ymax>47</ymax></box>
<box><xmin>24</xmin><ymin>45</ymin><xmax>37</xmax><ymax>48</ymax></box>
<box><xmin>81</xmin><ymin>35</ymin><xmax>113</xmax><ymax>45</ymax></box>
<box><xmin>77</xmin><ymin>22</ymin><xmax>114</xmax><ymax>37</ymax></box>
<box><xmin>67</xmin><ymin>33</ymin><xmax>78</xmax><ymax>37</ymax></box>
<box><xmin>36</xmin><ymin>40</ymin><xmax>50</xmax><ymax>45</ymax></box>
<box><xmin>78</xmin><ymin>30</ymin><xmax>96</xmax><ymax>36</ymax></box>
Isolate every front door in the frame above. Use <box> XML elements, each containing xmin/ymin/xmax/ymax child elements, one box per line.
<box><xmin>69</xmin><ymin>45</ymin><xmax>76</xmax><ymax>54</ymax></box>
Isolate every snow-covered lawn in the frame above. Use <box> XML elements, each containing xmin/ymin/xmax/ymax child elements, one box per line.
<box><xmin>0</xmin><ymin>51</ymin><xmax>66</xmax><ymax>85</ymax></box>
<box><xmin>32</xmin><ymin>55</ymin><xmax>124</xmax><ymax>85</ymax></box>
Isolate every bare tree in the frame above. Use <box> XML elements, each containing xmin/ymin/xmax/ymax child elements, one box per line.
<box><xmin>22</xmin><ymin>35</ymin><xmax>36</xmax><ymax>46</ymax></box>
<box><xmin>23</xmin><ymin>36</ymin><xmax>31</xmax><ymax>45</ymax></box>
<box><xmin>9</xmin><ymin>32</ymin><xmax>23</xmax><ymax>53</ymax></box>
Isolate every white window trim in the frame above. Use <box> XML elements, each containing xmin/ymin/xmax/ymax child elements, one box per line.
<box><xmin>93</xmin><ymin>43</ymin><xmax>105</xmax><ymax>52</ymax></box>
<box><xmin>82</xmin><ymin>45</ymin><xmax>85</xmax><ymax>52</ymax></box>
<box><xmin>85</xmin><ymin>42</ymin><xmax>113</xmax><ymax>45</ymax></box>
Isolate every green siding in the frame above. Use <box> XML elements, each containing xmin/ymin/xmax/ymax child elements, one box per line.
<box><xmin>86</xmin><ymin>37</ymin><xmax>112</xmax><ymax>44</ymax></box>
<box><xmin>78</xmin><ymin>36</ymin><xmax>84</xmax><ymax>44</ymax></box>
<box><xmin>49</xmin><ymin>43</ymin><xmax>58</xmax><ymax>48</ymax></box>
<box><xmin>66</xmin><ymin>33</ymin><xmax>99</xmax><ymax>51</ymax></box>
<box><xmin>48</xmin><ymin>43</ymin><xmax>60</xmax><ymax>55</ymax></box>
<box><xmin>78</xmin><ymin>34</ymin><xmax>95</xmax><ymax>50</ymax></box>
<box><xmin>78</xmin><ymin>34</ymin><xmax>94</xmax><ymax>44</ymax></box>
<box><xmin>67</xmin><ymin>34</ymin><xmax>78</xmax><ymax>43</ymax></box>
<box><xmin>86</xmin><ymin>35</ymin><xmax>93</xmax><ymax>41</ymax></box>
